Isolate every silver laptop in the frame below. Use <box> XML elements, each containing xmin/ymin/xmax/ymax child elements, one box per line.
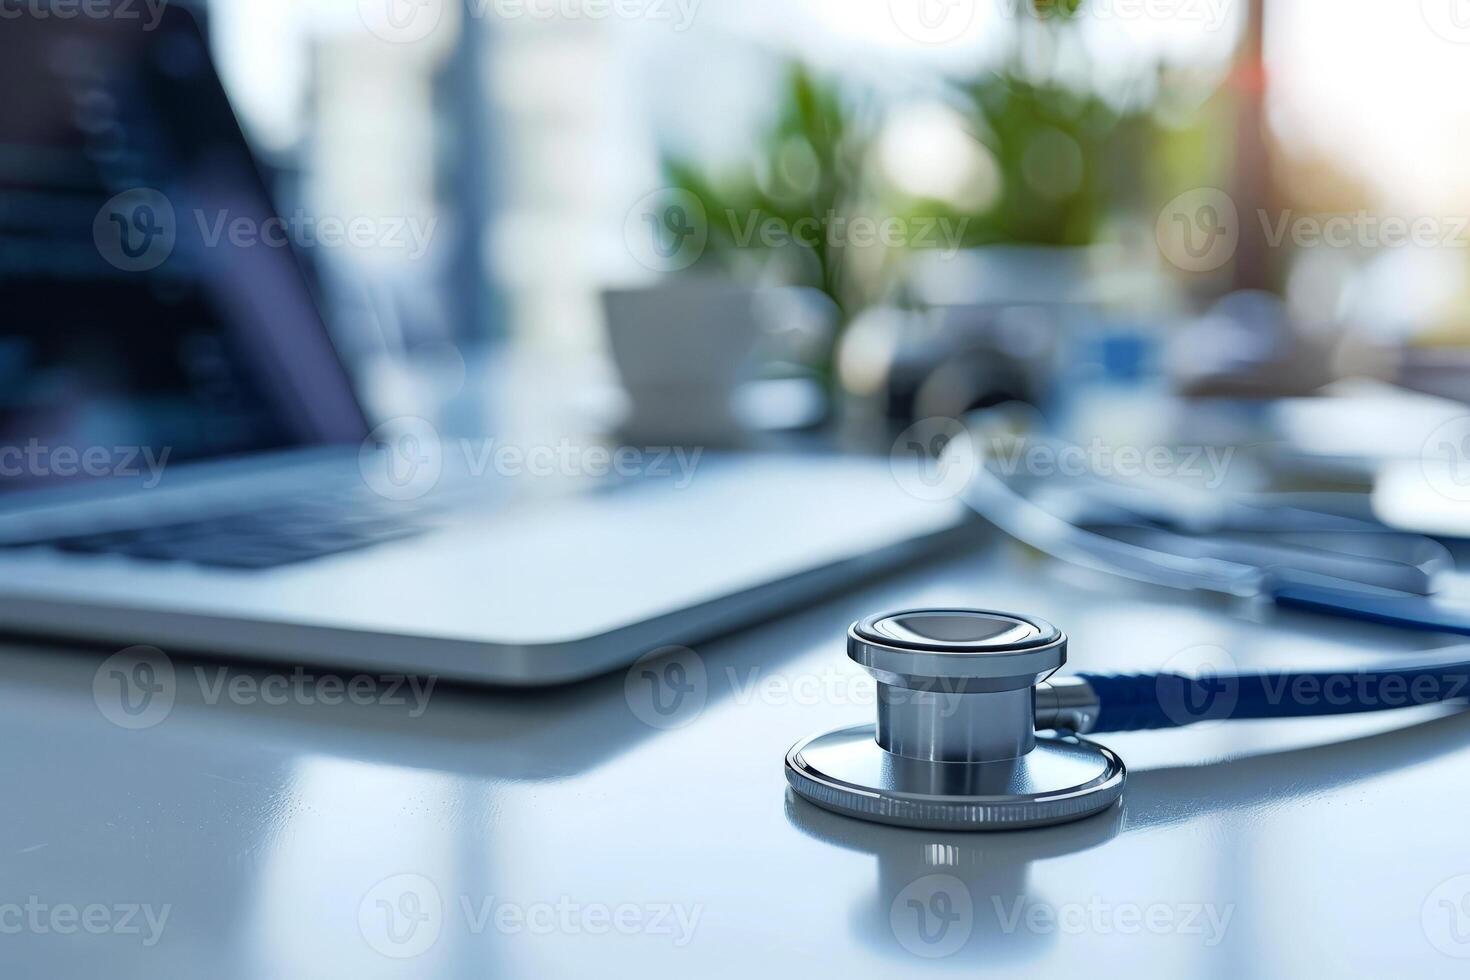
<box><xmin>0</xmin><ymin>10</ymin><xmax>963</xmax><ymax>685</ymax></box>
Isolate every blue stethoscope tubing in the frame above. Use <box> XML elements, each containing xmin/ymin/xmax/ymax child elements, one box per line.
<box><xmin>1076</xmin><ymin>662</ymin><xmax>1470</xmax><ymax>732</ymax></box>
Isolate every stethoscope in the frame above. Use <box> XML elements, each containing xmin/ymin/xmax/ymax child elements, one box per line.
<box><xmin>785</xmin><ymin>608</ymin><xmax>1470</xmax><ymax>831</ymax></box>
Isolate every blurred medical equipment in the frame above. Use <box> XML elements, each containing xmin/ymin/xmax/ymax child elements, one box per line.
<box><xmin>1168</xmin><ymin>291</ymin><xmax>1336</xmax><ymax>398</ymax></box>
<box><xmin>785</xmin><ymin>609</ymin><xmax>1470</xmax><ymax>830</ymax></box>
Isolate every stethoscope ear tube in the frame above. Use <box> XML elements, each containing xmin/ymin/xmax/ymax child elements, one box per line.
<box><xmin>959</xmin><ymin>428</ymin><xmax>1466</xmax><ymax>632</ymax></box>
<box><xmin>1270</xmin><ymin>579</ymin><xmax>1470</xmax><ymax>637</ymax></box>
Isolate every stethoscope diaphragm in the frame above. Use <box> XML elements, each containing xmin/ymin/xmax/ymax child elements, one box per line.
<box><xmin>784</xmin><ymin>609</ymin><xmax>1124</xmax><ymax>831</ymax></box>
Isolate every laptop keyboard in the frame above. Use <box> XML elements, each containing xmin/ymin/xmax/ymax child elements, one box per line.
<box><xmin>5</xmin><ymin>494</ymin><xmax>431</xmax><ymax>570</ymax></box>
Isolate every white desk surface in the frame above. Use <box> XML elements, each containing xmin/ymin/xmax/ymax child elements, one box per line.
<box><xmin>5</xmin><ymin>545</ymin><xmax>1470</xmax><ymax>977</ymax></box>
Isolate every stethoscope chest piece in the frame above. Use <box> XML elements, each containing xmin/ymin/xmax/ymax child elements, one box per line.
<box><xmin>784</xmin><ymin>609</ymin><xmax>1125</xmax><ymax>831</ymax></box>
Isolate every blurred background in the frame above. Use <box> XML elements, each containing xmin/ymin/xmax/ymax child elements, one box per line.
<box><xmin>192</xmin><ymin>0</ymin><xmax>1470</xmax><ymax>493</ymax></box>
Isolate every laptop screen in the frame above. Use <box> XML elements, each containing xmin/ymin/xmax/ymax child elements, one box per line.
<box><xmin>0</xmin><ymin>4</ymin><xmax>367</xmax><ymax>491</ymax></box>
